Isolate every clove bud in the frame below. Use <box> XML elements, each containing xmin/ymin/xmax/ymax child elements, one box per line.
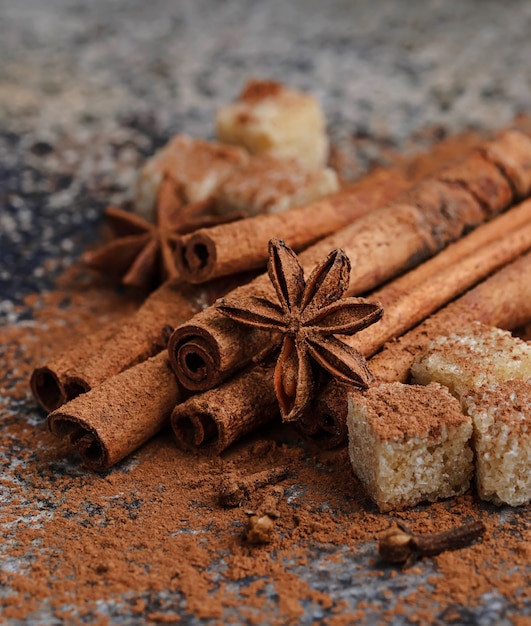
<box><xmin>378</xmin><ymin>520</ymin><xmax>486</xmax><ymax>568</ymax></box>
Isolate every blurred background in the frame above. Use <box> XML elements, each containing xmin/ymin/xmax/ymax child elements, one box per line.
<box><xmin>2</xmin><ymin>0</ymin><xmax>531</xmax><ymax>308</ymax></box>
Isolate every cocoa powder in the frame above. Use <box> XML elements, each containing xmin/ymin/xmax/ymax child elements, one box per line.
<box><xmin>1</xmin><ymin>275</ymin><xmax>529</xmax><ymax>624</ymax></box>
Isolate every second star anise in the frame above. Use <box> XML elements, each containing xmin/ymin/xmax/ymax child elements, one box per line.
<box><xmin>217</xmin><ymin>238</ymin><xmax>383</xmax><ymax>421</ymax></box>
<box><xmin>83</xmin><ymin>174</ymin><xmax>241</xmax><ymax>291</ymax></box>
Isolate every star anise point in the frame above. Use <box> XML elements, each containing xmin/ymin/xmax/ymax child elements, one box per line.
<box><xmin>84</xmin><ymin>176</ymin><xmax>242</xmax><ymax>291</ymax></box>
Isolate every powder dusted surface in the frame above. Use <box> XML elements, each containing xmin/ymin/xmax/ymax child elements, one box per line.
<box><xmin>349</xmin><ymin>382</ymin><xmax>470</xmax><ymax>442</ymax></box>
<box><xmin>347</xmin><ymin>383</ymin><xmax>473</xmax><ymax>512</ymax></box>
<box><xmin>464</xmin><ymin>380</ymin><xmax>531</xmax><ymax>506</ymax></box>
<box><xmin>135</xmin><ymin>135</ymin><xmax>249</xmax><ymax>220</ymax></box>
<box><xmin>411</xmin><ymin>321</ymin><xmax>531</xmax><ymax>400</ymax></box>
<box><xmin>214</xmin><ymin>155</ymin><xmax>339</xmax><ymax>216</ymax></box>
<box><xmin>2</xmin><ymin>278</ymin><xmax>529</xmax><ymax>625</ymax></box>
<box><xmin>2</xmin><ymin>1</ymin><xmax>531</xmax><ymax>623</ymax></box>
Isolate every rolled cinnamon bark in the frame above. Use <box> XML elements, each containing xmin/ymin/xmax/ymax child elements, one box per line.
<box><xmin>170</xmin><ymin>205</ymin><xmax>531</xmax><ymax>454</ymax></box>
<box><xmin>176</xmin><ymin>131</ymin><xmax>495</xmax><ymax>285</ymax></box>
<box><xmin>176</xmin><ymin>167</ymin><xmax>414</xmax><ymax>283</ymax></box>
<box><xmin>48</xmin><ymin>352</ymin><xmax>182</xmax><ymax>471</ymax></box>
<box><xmin>349</xmin><ymin>200</ymin><xmax>531</xmax><ymax>356</ymax></box>
<box><xmin>479</xmin><ymin>129</ymin><xmax>531</xmax><ymax>200</ymax></box>
<box><xmin>30</xmin><ymin>318</ymin><xmax>128</xmax><ymax>413</ymax></box>
<box><xmin>31</xmin><ymin>274</ymin><xmax>250</xmax><ymax>413</ymax></box>
<box><xmin>371</xmin><ymin>250</ymin><xmax>531</xmax><ymax>383</ymax></box>
<box><xmin>168</xmin><ymin>130</ymin><xmax>531</xmax><ymax>392</ymax></box>
<box><xmin>170</xmin><ymin>362</ymin><xmax>279</xmax><ymax>454</ymax></box>
<box><xmin>299</xmin><ymin>249</ymin><xmax>531</xmax><ymax>448</ymax></box>
<box><xmin>352</xmin><ymin>197</ymin><xmax>531</xmax><ymax>309</ymax></box>
<box><xmin>295</xmin><ymin>381</ymin><xmax>350</xmax><ymax>449</ymax></box>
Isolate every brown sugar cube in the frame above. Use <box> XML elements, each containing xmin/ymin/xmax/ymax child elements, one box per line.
<box><xmin>134</xmin><ymin>134</ymin><xmax>249</xmax><ymax>220</ymax></box>
<box><xmin>214</xmin><ymin>154</ymin><xmax>338</xmax><ymax>216</ymax></box>
<box><xmin>463</xmin><ymin>380</ymin><xmax>531</xmax><ymax>506</ymax></box>
<box><xmin>411</xmin><ymin>321</ymin><xmax>531</xmax><ymax>401</ymax></box>
<box><xmin>347</xmin><ymin>382</ymin><xmax>473</xmax><ymax>512</ymax></box>
<box><xmin>216</xmin><ymin>79</ymin><xmax>330</xmax><ymax>170</ymax></box>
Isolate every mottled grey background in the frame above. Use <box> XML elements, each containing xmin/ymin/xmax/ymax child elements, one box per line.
<box><xmin>2</xmin><ymin>0</ymin><xmax>531</xmax><ymax>321</ymax></box>
<box><xmin>1</xmin><ymin>1</ymin><xmax>530</xmax><ymax>623</ymax></box>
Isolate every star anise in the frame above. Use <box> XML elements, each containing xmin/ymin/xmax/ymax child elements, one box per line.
<box><xmin>217</xmin><ymin>238</ymin><xmax>383</xmax><ymax>421</ymax></box>
<box><xmin>83</xmin><ymin>174</ymin><xmax>241</xmax><ymax>291</ymax></box>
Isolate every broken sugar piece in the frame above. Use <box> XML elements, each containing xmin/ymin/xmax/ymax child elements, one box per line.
<box><xmin>463</xmin><ymin>379</ymin><xmax>531</xmax><ymax>506</ymax></box>
<box><xmin>214</xmin><ymin>154</ymin><xmax>338</xmax><ymax>216</ymax></box>
<box><xmin>134</xmin><ymin>134</ymin><xmax>249</xmax><ymax>221</ymax></box>
<box><xmin>347</xmin><ymin>382</ymin><xmax>473</xmax><ymax>512</ymax></box>
<box><xmin>216</xmin><ymin>79</ymin><xmax>330</xmax><ymax>170</ymax></box>
<box><xmin>411</xmin><ymin>321</ymin><xmax>531</xmax><ymax>401</ymax></box>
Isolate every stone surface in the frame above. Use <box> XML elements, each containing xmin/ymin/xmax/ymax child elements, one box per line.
<box><xmin>1</xmin><ymin>0</ymin><xmax>530</xmax><ymax>623</ymax></box>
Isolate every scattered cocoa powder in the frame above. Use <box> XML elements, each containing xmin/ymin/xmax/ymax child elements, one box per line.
<box><xmin>2</xmin><ymin>276</ymin><xmax>529</xmax><ymax>624</ymax></box>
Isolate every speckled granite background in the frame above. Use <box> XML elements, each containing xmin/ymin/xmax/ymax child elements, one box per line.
<box><xmin>1</xmin><ymin>0</ymin><xmax>531</xmax><ymax>623</ymax></box>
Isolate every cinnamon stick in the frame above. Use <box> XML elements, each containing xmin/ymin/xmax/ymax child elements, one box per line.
<box><xmin>30</xmin><ymin>317</ymin><xmax>128</xmax><ymax>413</ymax></box>
<box><xmin>177</xmin><ymin>131</ymin><xmax>493</xmax><ymax>285</ymax></box>
<box><xmin>479</xmin><ymin>129</ymin><xmax>531</xmax><ymax>200</ymax></box>
<box><xmin>175</xmin><ymin>167</ymin><xmax>415</xmax><ymax>283</ymax></box>
<box><xmin>218</xmin><ymin>467</ymin><xmax>289</xmax><ymax>508</ymax></box>
<box><xmin>371</xmin><ymin>250</ymin><xmax>531</xmax><ymax>383</ymax></box>
<box><xmin>169</xmin><ymin>204</ymin><xmax>531</xmax><ymax>453</ymax></box>
<box><xmin>300</xmin><ymin>249</ymin><xmax>531</xmax><ymax>448</ymax></box>
<box><xmin>168</xmin><ymin>130</ymin><xmax>531</xmax><ymax>392</ymax></box>
<box><xmin>31</xmin><ymin>274</ymin><xmax>250</xmax><ymax>413</ymax></box>
<box><xmin>349</xmin><ymin>199</ymin><xmax>531</xmax><ymax>357</ymax></box>
<box><xmin>48</xmin><ymin>352</ymin><xmax>182</xmax><ymax>471</ymax></box>
<box><xmin>170</xmin><ymin>362</ymin><xmax>279</xmax><ymax>454</ymax></box>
